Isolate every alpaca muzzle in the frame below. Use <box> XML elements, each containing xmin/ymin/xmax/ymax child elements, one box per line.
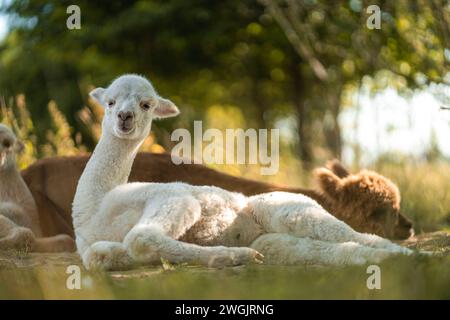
<box><xmin>393</xmin><ymin>214</ymin><xmax>415</xmax><ymax>239</ymax></box>
<box><xmin>0</xmin><ymin>152</ymin><xmax>6</xmax><ymax>166</ymax></box>
<box><xmin>0</xmin><ymin>148</ymin><xmax>11</xmax><ymax>166</ymax></box>
<box><xmin>117</xmin><ymin>111</ymin><xmax>134</xmax><ymax>133</ymax></box>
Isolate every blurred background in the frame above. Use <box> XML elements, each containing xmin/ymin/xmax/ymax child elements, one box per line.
<box><xmin>0</xmin><ymin>0</ymin><xmax>449</xmax><ymax>233</ymax></box>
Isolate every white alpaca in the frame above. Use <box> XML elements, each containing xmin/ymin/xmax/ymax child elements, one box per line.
<box><xmin>0</xmin><ymin>124</ymin><xmax>75</xmax><ymax>252</ymax></box>
<box><xmin>73</xmin><ymin>74</ymin><xmax>412</xmax><ymax>271</ymax></box>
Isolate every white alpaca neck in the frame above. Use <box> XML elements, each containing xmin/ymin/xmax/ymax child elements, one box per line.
<box><xmin>72</xmin><ymin>130</ymin><xmax>143</xmax><ymax>229</ymax></box>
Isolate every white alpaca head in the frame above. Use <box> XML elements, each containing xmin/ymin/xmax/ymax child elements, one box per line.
<box><xmin>0</xmin><ymin>124</ymin><xmax>24</xmax><ymax>168</ymax></box>
<box><xmin>89</xmin><ymin>74</ymin><xmax>180</xmax><ymax>140</ymax></box>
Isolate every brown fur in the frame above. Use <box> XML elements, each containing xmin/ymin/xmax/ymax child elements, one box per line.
<box><xmin>21</xmin><ymin>153</ymin><xmax>413</xmax><ymax>241</ymax></box>
<box><xmin>315</xmin><ymin>160</ymin><xmax>413</xmax><ymax>239</ymax></box>
<box><xmin>0</xmin><ymin>125</ymin><xmax>75</xmax><ymax>252</ymax></box>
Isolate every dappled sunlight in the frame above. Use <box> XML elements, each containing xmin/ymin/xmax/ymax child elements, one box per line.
<box><xmin>0</xmin><ymin>0</ymin><xmax>448</xmax><ymax>301</ymax></box>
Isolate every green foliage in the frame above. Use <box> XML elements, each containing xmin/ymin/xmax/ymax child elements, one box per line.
<box><xmin>0</xmin><ymin>0</ymin><xmax>447</xmax><ymax>162</ymax></box>
<box><xmin>0</xmin><ymin>96</ymin><xmax>86</xmax><ymax>167</ymax></box>
<box><xmin>0</xmin><ymin>95</ymin><xmax>38</xmax><ymax>168</ymax></box>
<box><xmin>0</xmin><ymin>97</ymin><xmax>167</xmax><ymax>168</ymax></box>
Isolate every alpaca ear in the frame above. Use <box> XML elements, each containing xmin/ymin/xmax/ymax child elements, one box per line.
<box><xmin>326</xmin><ymin>159</ymin><xmax>350</xmax><ymax>178</ymax></box>
<box><xmin>154</xmin><ymin>97</ymin><xmax>180</xmax><ymax>119</ymax></box>
<box><xmin>14</xmin><ymin>140</ymin><xmax>25</xmax><ymax>154</ymax></box>
<box><xmin>314</xmin><ymin>168</ymin><xmax>343</xmax><ymax>199</ymax></box>
<box><xmin>89</xmin><ymin>87</ymin><xmax>106</xmax><ymax>106</ymax></box>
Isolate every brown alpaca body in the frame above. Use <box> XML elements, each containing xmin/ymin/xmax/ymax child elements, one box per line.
<box><xmin>0</xmin><ymin>125</ymin><xmax>75</xmax><ymax>252</ymax></box>
<box><xmin>22</xmin><ymin>153</ymin><xmax>413</xmax><ymax>240</ymax></box>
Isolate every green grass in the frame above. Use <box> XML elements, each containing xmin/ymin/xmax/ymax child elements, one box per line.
<box><xmin>0</xmin><ymin>253</ymin><xmax>449</xmax><ymax>299</ymax></box>
<box><xmin>1</xmin><ymin>161</ymin><xmax>450</xmax><ymax>300</ymax></box>
<box><xmin>377</xmin><ymin>162</ymin><xmax>450</xmax><ymax>232</ymax></box>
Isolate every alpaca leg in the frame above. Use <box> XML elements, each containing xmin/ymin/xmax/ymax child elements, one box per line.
<box><xmin>251</xmin><ymin>233</ymin><xmax>396</xmax><ymax>266</ymax></box>
<box><xmin>1</xmin><ymin>203</ymin><xmax>74</xmax><ymax>253</ymax></box>
<box><xmin>124</xmin><ymin>196</ymin><xmax>263</xmax><ymax>267</ymax></box>
<box><xmin>249</xmin><ymin>192</ymin><xmax>412</xmax><ymax>255</ymax></box>
<box><xmin>124</xmin><ymin>225</ymin><xmax>263</xmax><ymax>267</ymax></box>
<box><xmin>0</xmin><ymin>202</ymin><xmax>32</xmax><ymax>231</ymax></box>
<box><xmin>0</xmin><ymin>215</ymin><xmax>35</xmax><ymax>251</ymax></box>
<box><xmin>81</xmin><ymin>241</ymin><xmax>133</xmax><ymax>271</ymax></box>
<box><xmin>34</xmin><ymin>234</ymin><xmax>76</xmax><ymax>253</ymax></box>
<box><xmin>79</xmin><ymin>194</ymin><xmax>201</xmax><ymax>271</ymax></box>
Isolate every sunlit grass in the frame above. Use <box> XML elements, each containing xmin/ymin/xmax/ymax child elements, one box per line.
<box><xmin>378</xmin><ymin>162</ymin><xmax>450</xmax><ymax>233</ymax></box>
<box><xmin>1</xmin><ymin>96</ymin><xmax>449</xmax><ymax>299</ymax></box>
<box><xmin>0</xmin><ymin>253</ymin><xmax>449</xmax><ymax>299</ymax></box>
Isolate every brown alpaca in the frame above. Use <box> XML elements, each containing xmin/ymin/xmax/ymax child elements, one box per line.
<box><xmin>315</xmin><ymin>160</ymin><xmax>413</xmax><ymax>239</ymax></box>
<box><xmin>21</xmin><ymin>153</ymin><xmax>413</xmax><ymax>241</ymax></box>
<box><xmin>0</xmin><ymin>124</ymin><xmax>75</xmax><ymax>252</ymax></box>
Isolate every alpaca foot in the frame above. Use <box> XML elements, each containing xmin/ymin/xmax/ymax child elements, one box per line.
<box><xmin>83</xmin><ymin>241</ymin><xmax>133</xmax><ymax>271</ymax></box>
<box><xmin>0</xmin><ymin>227</ymin><xmax>35</xmax><ymax>251</ymax></box>
<box><xmin>206</xmin><ymin>247</ymin><xmax>264</xmax><ymax>268</ymax></box>
<box><xmin>358</xmin><ymin>233</ymin><xmax>413</xmax><ymax>255</ymax></box>
<box><xmin>53</xmin><ymin>235</ymin><xmax>76</xmax><ymax>252</ymax></box>
<box><xmin>124</xmin><ymin>231</ymin><xmax>161</xmax><ymax>264</ymax></box>
<box><xmin>380</xmin><ymin>241</ymin><xmax>413</xmax><ymax>255</ymax></box>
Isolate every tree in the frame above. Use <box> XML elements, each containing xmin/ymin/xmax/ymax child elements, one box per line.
<box><xmin>0</xmin><ymin>0</ymin><xmax>448</xmax><ymax>164</ymax></box>
<box><xmin>259</xmin><ymin>0</ymin><xmax>449</xmax><ymax>162</ymax></box>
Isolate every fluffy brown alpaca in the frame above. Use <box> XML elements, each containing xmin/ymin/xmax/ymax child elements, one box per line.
<box><xmin>315</xmin><ymin>160</ymin><xmax>413</xmax><ymax>239</ymax></box>
<box><xmin>21</xmin><ymin>153</ymin><xmax>413</xmax><ymax>241</ymax></box>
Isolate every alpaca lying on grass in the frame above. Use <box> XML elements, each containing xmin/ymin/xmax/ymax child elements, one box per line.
<box><xmin>313</xmin><ymin>161</ymin><xmax>414</xmax><ymax>239</ymax></box>
<box><xmin>73</xmin><ymin>74</ymin><xmax>414</xmax><ymax>271</ymax></box>
<box><xmin>23</xmin><ymin>153</ymin><xmax>414</xmax><ymax>241</ymax></box>
<box><xmin>0</xmin><ymin>124</ymin><xmax>75</xmax><ymax>252</ymax></box>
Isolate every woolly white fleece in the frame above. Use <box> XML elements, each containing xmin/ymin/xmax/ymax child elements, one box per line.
<box><xmin>72</xmin><ymin>75</ymin><xmax>412</xmax><ymax>271</ymax></box>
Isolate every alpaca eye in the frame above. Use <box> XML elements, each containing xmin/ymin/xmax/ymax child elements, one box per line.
<box><xmin>108</xmin><ymin>100</ymin><xmax>116</xmax><ymax>107</ymax></box>
<box><xmin>371</xmin><ymin>208</ymin><xmax>386</xmax><ymax>220</ymax></box>
<box><xmin>141</xmin><ymin>102</ymin><xmax>151</xmax><ymax>111</ymax></box>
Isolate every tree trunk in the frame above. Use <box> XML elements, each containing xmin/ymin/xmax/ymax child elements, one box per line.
<box><xmin>251</xmin><ymin>77</ymin><xmax>268</xmax><ymax>130</ymax></box>
<box><xmin>324</xmin><ymin>86</ymin><xmax>343</xmax><ymax>159</ymax></box>
<box><xmin>291</xmin><ymin>64</ymin><xmax>313</xmax><ymax>167</ymax></box>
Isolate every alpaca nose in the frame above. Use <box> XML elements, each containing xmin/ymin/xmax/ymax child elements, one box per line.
<box><xmin>118</xmin><ymin>111</ymin><xmax>134</xmax><ymax>121</ymax></box>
